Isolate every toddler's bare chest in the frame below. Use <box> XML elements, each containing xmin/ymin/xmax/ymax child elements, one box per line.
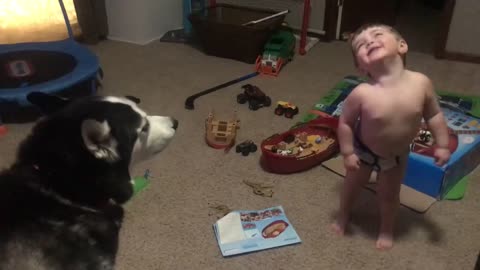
<box><xmin>361</xmin><ymin>90</ymin><xmax>424</xmax><ymax>123</ymax></box>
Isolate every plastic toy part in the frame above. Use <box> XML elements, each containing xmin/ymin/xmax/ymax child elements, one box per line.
<box><xmin>132</xmin><ymin>176</ymin><xmax>149</xmax><ymax>195</ymax></box>
<box><xmin>132</xmin><ymin>169</ymin><xmax>151</xmax><ymax>196</ymax></box>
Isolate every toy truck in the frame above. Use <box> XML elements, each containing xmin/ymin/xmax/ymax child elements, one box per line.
<box><xmin>237</xmin><ymin>84</ymin><xmax>271</xmax><ymax>110</ymax></box>
<box><xmin>255</xmin><ymin>30</ymin><xmax>296</xmax><ymax>76</ymax></box>
<box><xmin>274</xmin><ymin>101</ymin><xmax>299</xmax><ymax>118</ymax></box>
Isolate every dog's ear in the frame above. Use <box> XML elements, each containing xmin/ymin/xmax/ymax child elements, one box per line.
<box><xmin>81</xmin><ymin>119</ymin><xmax>119</xmax><ymax>163</ymax></box>
<box><xmin>125</xmin><ymin>95</ymin><xmax>141</xmax><ymax>104</ymax></box>
<box><xmin>26</xmin><ymin>92</ymin><xmax>70</xmax><ymax>114</ymax></box>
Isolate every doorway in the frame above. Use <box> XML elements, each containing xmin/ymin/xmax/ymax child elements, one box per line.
<box><xmin>333</xmin><ymin>0</ymin><xmax>448</xmax><ymax>56</ymax></box>
<box><xmin>394</xmin><ymin>0</ymin><xmax>446</xmax><ymax>55</ymax></box>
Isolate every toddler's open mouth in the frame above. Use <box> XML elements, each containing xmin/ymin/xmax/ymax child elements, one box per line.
<box><xmin>367</xmin><ymin>46</ymin><xmax>381</xmax><ymax>56</ymax></box>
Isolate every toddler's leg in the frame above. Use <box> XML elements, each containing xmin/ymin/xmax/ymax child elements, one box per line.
<box><xmin>332</xmin><ymin>162</ymin><xmax>373</xmax><ymax>236</ymax></box>
<box><xmin>375</xmin><ymin>157</ymin><xmax>407</xmax><ymax>250</ymax></box>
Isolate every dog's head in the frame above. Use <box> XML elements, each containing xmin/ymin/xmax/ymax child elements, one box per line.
<box><xmin>15</xmin><ymin>92</ymin><xmax>178</xmax><ymax>207</ymax></box>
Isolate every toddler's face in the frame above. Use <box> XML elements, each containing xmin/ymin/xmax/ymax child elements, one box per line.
<box><xmin>351</xmin><ymin>26</ymin><xmax>407</xmax><ymax>72</ymax></box>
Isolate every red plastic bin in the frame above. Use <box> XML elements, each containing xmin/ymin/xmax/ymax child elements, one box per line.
<box><xmin>260</xmin><ymin>117</ymin><xmax>340</xmax><ymax>174</ymax></box>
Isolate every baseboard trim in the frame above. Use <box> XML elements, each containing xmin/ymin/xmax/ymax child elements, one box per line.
<box><xmin>441</xmin><ymin>51</ymin><xmax>480</xmax><ymax>64</ymax></box>
<box><xmin>107</xmin><ymin>35</ymin><xmax>165</xmax><ymax>46</ymax></box>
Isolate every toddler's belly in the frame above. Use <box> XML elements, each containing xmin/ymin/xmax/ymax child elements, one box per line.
<box><xmin>359</xmin><ymin>121</ymin><xmax>420</xmax><ymax>158</ymax></box>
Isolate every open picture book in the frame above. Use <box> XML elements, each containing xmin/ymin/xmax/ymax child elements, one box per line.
<box><xmin>213</xmin><ymin>206</ymin><xmax>301</xmax><ymax>257</ymax></box>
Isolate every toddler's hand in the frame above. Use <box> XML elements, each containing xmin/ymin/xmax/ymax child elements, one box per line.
<box><xmin>343</xmin><ymin>153</ymin><xmax>360</xmax><ymax>171</ymax></box>
<box><xmin>433</xmin><ymin>147</ymin><xmax>450</xmax><ymax>166</ymax></box>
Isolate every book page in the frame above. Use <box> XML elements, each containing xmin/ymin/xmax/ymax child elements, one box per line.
<box><xmin>217</xmin><ymin>212</ymin><xmax>246</xmax><ymax>245</ymax></box>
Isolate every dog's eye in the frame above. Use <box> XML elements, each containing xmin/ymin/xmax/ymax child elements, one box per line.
<box><xmin>141</xmin><ymin>121</ymin><xmax>150</xmax><ymax>133</ymax></box>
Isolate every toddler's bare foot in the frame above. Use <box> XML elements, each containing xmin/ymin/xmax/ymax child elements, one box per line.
<box><xmin>331</xmin><ymin>211</ymin><xmax>350</xmax><ymax>236</ymax></box>
<box><xmin>376</xmin><ymin>233</ymin><xmax>393</xmax><ymax>251</ymax></box>
<box><xmin>331</xmin><ymin>214</ymin><xmax>348</xmax><ymax>236</ymax></box>
<box><xmin>330</xmin><ymin>222</ymin><xmax>345</xmax><ymax>236</ymax></box>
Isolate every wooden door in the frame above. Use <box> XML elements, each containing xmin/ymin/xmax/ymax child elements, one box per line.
<box><xmin>338</xmin><ymin>0</ymin><xmax>400</xmax><ymax>40</ymax></box>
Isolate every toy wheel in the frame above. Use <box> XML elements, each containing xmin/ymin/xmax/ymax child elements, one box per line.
<box><xmin>284</xmin><ymin>134</ymin><xmax>295</xmax><ymax>143</ymax></box>
<box><xmin>285</xmin><ymin>108</ymin><xmax>295</xmax><ymax>118</ymax></box>
<box><xmin>242</xmin><ymin>84</ymin><xmax>252</xmax><ymax>90</ymax></box>
<box><xmin>237</xmin><ymin>94</ymin><xmax>247</xmax><ymax>104</ymax></box>
<box><xmin>236</xmin><ymin>145</ymin><xmax>242</xmax><ymax>153</ymax></box>
<box><xmin>264</xmin><ymin>96</ymin><xmax>271</xmax><ymax>107</ymax></box>
<box><xmin>250</xmin><ymin>144</ymin><xmax>258</xmax><ymax>153</ymax></box>
<box><xmin>241</xmin><ymin>149</ymin><xmax>250</xmax><ymax>156</ymax></box>
<box><xmin>274</xmin><ymin>106</ymin><xmax>284</xmax><ymax>115</ymax></box>
<box><xmin>249</xmin><ymin>100</ymin><xmax>259</xmax><ymax>110</ymax></box>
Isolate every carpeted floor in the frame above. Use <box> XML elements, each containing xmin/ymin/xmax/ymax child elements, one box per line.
<box><xmin>1</xmin><ymin>38</ymin><xmax>479</xmax><ymax>270</ymax></box>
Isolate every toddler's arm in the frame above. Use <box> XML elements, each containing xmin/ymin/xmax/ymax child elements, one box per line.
<box><xmin>422</xmin><ymin>78</ymin><xmax>451</xmax><ymax>166</ymax></box>
<box><xmin>422</xmin><ymin>79</ymin><xmax>449</xmax><ymax>149</ymax></box>
<box><xmin>338</xmin><ymin>86</ymin><xmax>363</xmax><ymax>156</ymax></box>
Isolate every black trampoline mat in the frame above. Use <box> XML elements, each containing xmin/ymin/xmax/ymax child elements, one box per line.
<box><xmin>0</xmin><ymin>50</ymin><xmax>77</xmax><ymax>89</ymax></box>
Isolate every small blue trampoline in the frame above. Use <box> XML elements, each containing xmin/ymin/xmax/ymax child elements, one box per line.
<box><xmin>0</xmin><ymin>0</ymin><xmax>102</xmax><ymax>122</ymax></box>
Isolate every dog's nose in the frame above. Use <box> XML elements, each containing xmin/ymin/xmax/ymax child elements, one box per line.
<box><xmin>171</xmin><ymin>118</ymin><xmax>179</xmax><ymax>130</ymax></box>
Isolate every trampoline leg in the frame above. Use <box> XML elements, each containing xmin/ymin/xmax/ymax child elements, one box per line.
<box><xmin>94</xmin><ymin>68</ymin><xmax>103</xmax><ymax>93</ymax></box>
<box><xmin>0</xmin><ymin>117</ymin><xmax>7</xmax><ymax>137</ymax></box>
<box><xmin>91</xmin><ymin>79</ymin><xmax>97</xmax><ymax>95</ymax></box>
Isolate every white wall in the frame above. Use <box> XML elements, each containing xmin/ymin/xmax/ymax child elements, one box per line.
<box><xmin>446</xmin><ymin>0</ymin><xmax>480</xmax><ymax>55</ymax></box>
<box><xmin>105</xmin><ymin>0</ymin><xmax>183</xmax><ymax>45</ymax></box>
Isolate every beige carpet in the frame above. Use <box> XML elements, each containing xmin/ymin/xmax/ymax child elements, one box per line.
<box><xmin>1</xmin><ymin>39</ymin><xmax>479</xmax><ymax>270</ymax></box>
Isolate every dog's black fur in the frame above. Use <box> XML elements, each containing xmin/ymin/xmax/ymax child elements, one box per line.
<box><xmin>0</xmin><ymin>93</ymin><xmax>176</xmax><ymax>270</ymax></box>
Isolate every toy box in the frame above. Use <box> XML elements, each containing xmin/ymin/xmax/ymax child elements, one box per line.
<box><xmin>188</xmin><ymin>4</ymin><xmax>286</xmax><ymax>64</ymax></box>
<box><xmin>406</xmin><ymin>108</ymin><xmax>480</xmax><ymax>198</ymax></box>
<box><xmin>305</xmin><ymin>76</ymin><xmax>480</xmax><ymax>207</ymax></box>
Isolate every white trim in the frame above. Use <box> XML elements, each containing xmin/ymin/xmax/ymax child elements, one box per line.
<box><xmin>335</xmin><ymin>2</ymin><xmax>343</xmax><ymax>40</ymax></box>
<box><xmin>107</xmin><ymin>34</ymin><xmax>164</xmax><ymax>46</ymax></box>
<box><xmin>307</xmin><ymin>28</ymin><xmax>326</xmax><ymax>35</ymax></box>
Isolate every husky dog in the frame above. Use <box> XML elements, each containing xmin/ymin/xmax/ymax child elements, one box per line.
<box><xmin>0</xmin><ymin>92</ymin><xmax>178</xmax><ymax>270</ymax></box>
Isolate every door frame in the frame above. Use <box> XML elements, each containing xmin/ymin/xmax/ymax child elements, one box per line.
<box><xmin>323</xmin><ymin>0</ymin><xmax>339</xmax><ymax>41</ymax></box>
<box><xmin>435</xmin><ymin>0</ymin><xmax>480</xmax><ymax>64</ymax></box>
<box><xmin>323</xmin><ymin>0</ymin><xmax>470</xmax><ymax>63</ymax></box>
<box><xmin>323</xmin><ymin>0</ymin><xmax>400</xmax><ymax>41</ymax></box>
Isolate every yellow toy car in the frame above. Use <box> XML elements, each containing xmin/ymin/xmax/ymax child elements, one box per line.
<box><xmin>274</xmin><ymin>101</ymin><xmax>299</xmax><ymax>119</ymax></box>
